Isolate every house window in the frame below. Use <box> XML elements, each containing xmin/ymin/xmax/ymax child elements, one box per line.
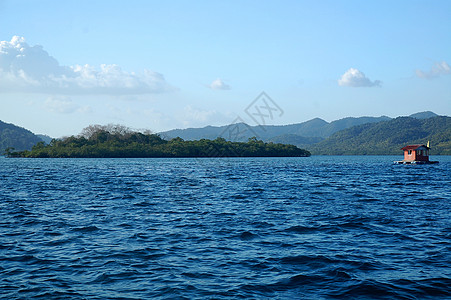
<box><xmin>408</xmin><ymin>150</ymin><xmax>412</xmax><ymax>155</ymax></box>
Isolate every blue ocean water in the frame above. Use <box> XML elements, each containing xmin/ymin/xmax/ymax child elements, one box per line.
<box><xmin>0</xmin><ymin>156</ymin><xmax>450</xmax><ymax>299</ymax></box>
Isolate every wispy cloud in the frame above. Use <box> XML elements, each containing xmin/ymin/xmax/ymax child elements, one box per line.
<box><xmin>338</xmin><ymin>68</ymin><xmax>381</xmax><ymax>87</ymax></box>
<box><xmin>208</xmin><ymin>78</ymin><xmax>231</xmax><ymax>90</ymax></box>
<box><xmin>416</xmin><ymin>61</ymin><xmax>450</xmax><ymax>79</ymax></box>
<box><xmin>44</xmin><ymin>96</ymin><xmax>92</xmax><ymax>114</ymax></box>
<box><xmin>179</xmin><ymin>105</ymin><xmax>230</xmax><ymax>127</ymax></box>
<box><xmin>0</xmin><ymin>36</ymin><xmax>174</xmax><ymax>94</ymax></box>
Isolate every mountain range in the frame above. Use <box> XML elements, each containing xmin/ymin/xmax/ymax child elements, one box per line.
<box><xmin>1</xmin><ymin>111</ymin><xmax>450</xmax><ymax>155</ymax></box>
<box><xmin>160</xmin><ymin>116</ymin><xmax>392</xmax><ymax>142</ymax></box>
<box><xmin>160</xmin><ymin>111</ymin><xmax>450</xmax><ymax>155</ymax></box>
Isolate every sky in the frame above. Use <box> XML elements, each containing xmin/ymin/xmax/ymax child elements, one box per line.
<box><xmin>0</xmin><ymin>0</ymin><xmax>450</xmax><ymax>138</ymax></box>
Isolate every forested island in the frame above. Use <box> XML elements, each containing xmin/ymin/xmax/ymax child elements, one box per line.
<box><xmin>5</xmin><ymin>125</ymin><xmax>310</xmax><ymax>158</ymax></box>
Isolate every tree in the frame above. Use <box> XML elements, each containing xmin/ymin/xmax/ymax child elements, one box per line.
<box><xmin>3</xmin><ymin>147</ymin><xmax>15</xmax><ymax>156</ymax></box>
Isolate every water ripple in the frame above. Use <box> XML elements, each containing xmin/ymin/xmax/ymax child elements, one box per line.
<box><xmin>0</xmin><ymin>156</ymin><xmax>450</xmax><ymax>299</ymax></box>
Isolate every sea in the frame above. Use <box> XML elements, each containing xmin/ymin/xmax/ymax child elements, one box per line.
<box><xmin>0</xmin><ymin>156</ymin><xmax>450</xmax><ymax>299</ymax></box>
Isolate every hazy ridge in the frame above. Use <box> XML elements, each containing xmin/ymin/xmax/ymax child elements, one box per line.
<box><xmin>0</xmin><ymin>120</ymin><xmax>43</xmax><ymax>152</ymax></box>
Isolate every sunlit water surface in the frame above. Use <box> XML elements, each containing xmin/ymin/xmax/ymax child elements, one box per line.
<box><xmin>1</xmin><ymin>156</ymin><xmax>450</xmax><ymax>299</ymax></box>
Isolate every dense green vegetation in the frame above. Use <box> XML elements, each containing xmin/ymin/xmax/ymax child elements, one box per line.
<box><xmin>6</xmin><ymin>125</ymin><xmax>311</xmax><ymax>158</ymax></box>
<box><xmin>308</xmin><ymin>116</ymin><xmax>451</xmax><ymax>155</ymax></box>
<box><xmin>0</xmin><ymin>120</ymin><xmax>43</xmax><ymax>153</ymax></box>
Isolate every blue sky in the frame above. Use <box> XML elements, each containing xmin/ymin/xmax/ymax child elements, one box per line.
<box><xmin>1</xmin><ymin>0</ymin><xmax>450</xmax><ymax>137</ymax></box>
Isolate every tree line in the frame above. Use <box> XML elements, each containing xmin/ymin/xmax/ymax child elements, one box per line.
<box><xmin>5</xmin><ymin>124</ymin><xmax>311</xmax><ymax>158</ymax></box>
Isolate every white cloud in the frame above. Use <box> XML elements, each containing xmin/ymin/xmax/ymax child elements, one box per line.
<box><xmin>183</xmin><ymin>105</ymin><xmax>217</xmax><ymax>122</ymax></box>
<box><xmin>416</xmin><ymin>61</ymin><xmax>451</xmax><ymax>79</ymax></box>
<box><xmin>0</xmin><ymin>36</ymin><xmax>174</xmax><ymax>94</ymax></box>
<box><xmin>338</xmin><ymin>68</ymin><xmax>381</xmax><ymax>87</ymax></box>
<box><xmin>44</xmin><ymin>96</ymin><xmax>91</xmax><ymax>114</ymax></box>
<box><xmin>209</xmin><ymin>78</ymin><xmax>231</xmax><ymax>90</ymax></box>
<box><xmin>179</xmin><ymin>105</ymin><xmax>231</xmax><ymax>127</ymax></box>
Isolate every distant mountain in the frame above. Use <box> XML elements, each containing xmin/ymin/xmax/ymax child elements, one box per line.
<box><xmin>160</xmin><ymin>115</ymin><xmax>391</xmax><ymax>143</ymax></box>
<box><xmin>408</xmin><ymin>111</ymin><xmax>438</xmax><ymax>119</ymax></box>
<box><xmin>0</xmin><ymin>121</ymin><xmax>44</xmax><ymax>153</ymax></box>
<box><xmin>308</xmin><ymin>116</ymin><xmax>451</xmax><ymax>155</ymax></box>
<box><xmin>36</xmin><ymin>134</ymin><xmax>53</xmax><ymax>144</ymax></box>
<box><xmin>321</xmin><ymin>116</ymin><xmax>392</xmax><ymax>137</ymax></box>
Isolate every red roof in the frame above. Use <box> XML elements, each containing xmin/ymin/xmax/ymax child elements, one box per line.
<box><xmin>401</xmin><ymin>144</ymin><xmax>429</xmax><ymax>150</ymax></box>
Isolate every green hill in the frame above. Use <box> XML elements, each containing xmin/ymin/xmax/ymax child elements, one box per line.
<box><xmin>409</xmin><ymin>111</ymin><xmax>438</xmax><ymax>119</ymax></box>
<box><xmin>308</xmin><ymin>116</ymin><xmax>451</xmax><ymax>155</ymax></box>
<box><xmin>0</xmin><ymin>120</ymin><xmax>44</xmax><ymax>153</ymax></box>
<box><xmin>8</xmin><ymin>125</ymin><xmax>310</xmax><ymax>158</ymax></box>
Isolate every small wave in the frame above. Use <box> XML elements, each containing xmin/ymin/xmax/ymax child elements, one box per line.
<box><xmin>278</xmin><ymin>254</ymin><xmax>381</xmax><ymax>273</ymax></box>
<box><xmin>251</xmin><ymin>221</ymin><xmax>274</xmax><ymax>228</ymax></box>
<box><xmin>279</xmin><ymin>255</ymin><xmax>335</xmax><ymax>270</ymax></box>
<box><xmin>239</xmin><ymin>273</ymin><xmax>326</xmax><ymax>296</ymax></box>
<box><xmin>130</xmin><ymin>232</ymin><xmax>149</xmax><ymax>240</ymax></box>
<box><xmin>91</xmin><ymin>272</ymin><xmax>114</xmax><ymax>284</ymax></box>
<box><xmin>133</xmin><ymin>200</ymin><xmax>154</xmax><ymax>207</ymax></box>
<box><xmin>357</xmin><ymin>197</ymin><xmax>379</xmax><ymax>202</ymax></box>
<box><xmin>328</xmin><ymin>278</ymin><xmax>451</xmax><ymax>299</ymax></box>
<box><xmin>2</xmin><ymin>254</ymin><xmax>54</xmax><ymax>266</ymax></box>
<box><xmin>330</xmin><ymin>280</ymin><xmax>397</xmax><ymax>299</ymax></box>
<box><xmin>71</xmin><ymin>225</ymin><xmax>100</xmax><ymax>232</ymax></box>
<box><xmin>284</xmin><ymin>225</ymin><xmax>324</xmax><ymax>234</ymax></box>
<box><xmin>33</xmin><ymin>290</ymin><xmax>84</xmax><ymax>299</ymax></box>
<box><xmin>2</xmin><ymin>254</ymin><xmax>35</xmax><ymax>263</ymax></box>
<box><xmin>392</xmin><ymin>277</ymin><xmax>451</xmax><ymax>297</ymax></box>
<box><xmin>114</xmin><ymin>248</ymin><xmax>167</xmax><ymax>260</ymax></box>
<box><xmin>45</xmin><ymin>238</ymin><xmax>71</xmax><ymax>246</ymax></box>
<box><xmin>325</xmin><ymin>267</ymin><xmax>352</xmax><ymax>280</ymax></box>
<box><xmin>284</xmin><ymin>224</ymin><xmax>352</xmax><ymax>234</ymax></box>
<box><xmin>43</xmin><ymin>231</ymin><xmax>63</xmax><ymax>237</ymax></box>
<box><xmin>238</xmin><ymin>231</ymin><xmax>258</xmax><ymax>240</ymax></box>
<box><xmin>284</xmin><ymin>273</ymin><xmax>326</xmax><ymax>286</ymax></box>
<box><xmin>181</xmin><ymin>271</ymin><xmax>215</xmax><ymax>279</ymax></box>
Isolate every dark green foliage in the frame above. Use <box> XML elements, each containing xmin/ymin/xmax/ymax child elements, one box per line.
<box><xmin>0</xmin><ymin>120</ymin><xmax>43</xmax><ymax>153</ymax></box>
<box><xmin>9</xmin><ymin>125</ymin><xmax>311</xmax><ymax>158</ymax></box>
<box><xmin>308</xmin><ymin>116</ymin><xmax>451</xmax><ymax>155</ymax></box>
